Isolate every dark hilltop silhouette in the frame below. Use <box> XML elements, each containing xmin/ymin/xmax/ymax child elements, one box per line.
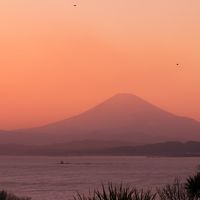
<box><xmin>0</xmin><ymin>141</ymin><xmax>200</xmax><ymax>156</ymax></box>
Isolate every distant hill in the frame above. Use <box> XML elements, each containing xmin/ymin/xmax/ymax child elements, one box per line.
<box><xmin>104</xmin><ymin>141</ymin><xmax>200</xmax><ymax>156</ymax></box>
<box><xmin>0</xmin><ymin>141</ymin><xmax>200</xmax><ymax>156</ymax></box>
<box><xmin>0</xmin><ymin>93</ymin><xmax>200</xmax><ymax>145</ymax></box>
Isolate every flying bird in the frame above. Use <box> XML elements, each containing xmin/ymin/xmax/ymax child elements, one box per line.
<box><xmin>176</xmin><ymin>63</ymin><xmax>182</xmax><ymax>70</ymax></box>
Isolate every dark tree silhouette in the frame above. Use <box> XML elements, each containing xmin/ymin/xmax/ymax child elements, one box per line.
<box><xmin>0</xmin><ymin>190</ymin><xmax>31</xmax><ymax>200</ymax></box>
<box><xmin>185</xmin><ymin>172</ymin><xmax>200</xmax><ymax>200</ymax></box>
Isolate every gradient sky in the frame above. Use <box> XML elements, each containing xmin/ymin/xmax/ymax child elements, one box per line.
<box><xmin>0</xmin><ymin>0</ymin><xmax>200</xmax><ymax>130</ymax></box>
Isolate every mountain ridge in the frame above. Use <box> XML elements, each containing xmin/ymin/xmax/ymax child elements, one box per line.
<box><xmin>0</xmin><ymin>93</ymin><xmax>200</xmax><ymax>145</ymax></box>
<box><xmin>20</xmin><ymin>93</ymin><xmax>181</xmax><ymax>130</ymax></box>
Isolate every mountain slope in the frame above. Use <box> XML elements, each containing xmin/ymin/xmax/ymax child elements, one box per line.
<box><xmin>1</xmin><ymin>93</ymin><xmax>200</xmax><ymax>145</ymax></box>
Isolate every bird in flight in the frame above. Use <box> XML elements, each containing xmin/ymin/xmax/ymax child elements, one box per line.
<box><xmin>176</xmin><ymin>63</ymin><xmax>182</xmax><ymax>70</ymax></box>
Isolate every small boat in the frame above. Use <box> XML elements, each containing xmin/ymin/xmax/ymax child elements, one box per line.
<box><xmin>60</xmin><ymin>160</ymin><xmax>65</xmax><ymax>164</ymax></box>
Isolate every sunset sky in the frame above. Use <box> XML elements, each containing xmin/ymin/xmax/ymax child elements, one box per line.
<box><xmin>0</xmin><ymin>0</ymin><xmax>200</xmax><ymax>130</ymax></box>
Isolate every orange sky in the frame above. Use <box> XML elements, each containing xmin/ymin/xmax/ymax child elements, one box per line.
<box><xmin>0</xmin><ymin>0</ymin><xmax>200</xmax><ymax>130</ymax></box>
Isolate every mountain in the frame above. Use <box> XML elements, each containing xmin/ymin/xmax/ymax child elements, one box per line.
<box><xmin>0</xmin><ymin>93</ymin><xmax>200</xmax><ymax>145</ymax></box>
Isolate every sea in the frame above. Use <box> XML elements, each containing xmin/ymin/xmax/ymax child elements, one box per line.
<box><xmin>0</xmin><ymin>156</ymin><xmax>199</xmax><ymax>200</ymax></box>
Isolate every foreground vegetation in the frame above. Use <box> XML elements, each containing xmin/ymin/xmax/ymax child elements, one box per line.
<box><xmin>75</xmin><ymin>172</ymin><xmax>200</xmax><ymax>200</ymax></box>
<box><xmin>1</xmin><ymin>172</ymin><xmax>200</xmax><ymax>200</ymax></box>
<box><xmin>0</xmin><ymin>190</ymin><xmax>31</xmax><ymax>200</ymax></box>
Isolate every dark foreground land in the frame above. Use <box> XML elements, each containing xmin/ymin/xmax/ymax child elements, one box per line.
<box><xmin>2</xmin><ymin>172</ymin><xmax>200</xmax><ymax>200</ymax></box>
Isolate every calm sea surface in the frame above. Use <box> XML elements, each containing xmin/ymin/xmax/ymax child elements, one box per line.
<box><xmin>0</xmin><ymin>156</ymin><xmax>199</xmax><ymax>200</ymax></box>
